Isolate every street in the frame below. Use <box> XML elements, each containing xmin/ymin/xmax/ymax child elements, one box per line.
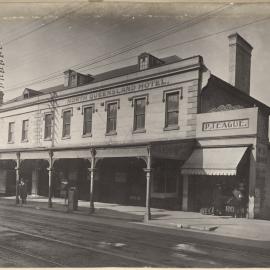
<box><xmin>0</xmin><ymin>205</ymin><xmax>269</xmax><ymax>267</ymax></box>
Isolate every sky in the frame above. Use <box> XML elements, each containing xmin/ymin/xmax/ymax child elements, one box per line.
<box><xmin>1</xmin><ymin>1</ymin><xmax>270</xmax><ymax>106</ymax></box>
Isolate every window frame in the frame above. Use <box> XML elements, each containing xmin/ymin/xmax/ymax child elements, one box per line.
<box><xmin>62</xmin><ymin>108</ymin><xmax>73</xmax><ymax>139</ymax></box>
<box><xmin>21</xmin><ymin>119</ymin><xmax>29</xmax><ymax>142</ymax></box>
<box><xmin>139</xmin><ymin>56</ymin><xmax>148</xmax><ymax>70</ymax></box>
<box><xmin>133</xmin><ymin>97</ymin><xmax>146</xmax><ymax>132</ymax></box>
<box><xmin>105</xmin><ymin>100</ymin><xmax>119</xmax><ymax>135</ymax></box>
<box><xmin>82</xmin><ymin>105</ymin><xmax>94</xmax><ymax>137</ymax></box>
<box><xmin>164</xmin><ymin>90</ymin><xmax>180</xmax><ymax>130</ymax></box>
<box><xmin>44</xmin><ymin>113</ymin><xmax>53</xmax><ymax>140</ymax></box>
<box><xmin>8</xmin><ymin>122</ymin><xmax>15</xmax><ymax>143</ymax></box>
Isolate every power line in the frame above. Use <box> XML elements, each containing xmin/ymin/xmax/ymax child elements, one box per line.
<box><xmin>4</xmin><ymin>3</ymin><xmax>233</xmax><ymax>93</ymax></box>
<box><xmin>156</xmin><ymin>15</ymin><xmax>270</xmax><ymax>53</ymax></box>
<box><xmin>0</xmin><ymin>3</ymin><xmax>70</xmax><ymax>45</ymax></box>
<box><xmin>5</xmin><ymin>4</ymin><xmax>227</xmax><ymax>74</ymax></box>
<box><xmin>71</xmin><ymin>3</ymin><xmax>234</xmax><ymax>71</ymax></box>
<box><xmin>13</xmin><ymin>13</ymin><xmax>270</xmax><ymax>94</ymax></box>
<box><xmin>2</xmin><ymin>2</ymin><xmax>88</xmax><ymax>46</ymax></box>
<box><xmin>7</xmin><ymin>19</ymin><xmax>131</xmax><ymax>75</ymax></box>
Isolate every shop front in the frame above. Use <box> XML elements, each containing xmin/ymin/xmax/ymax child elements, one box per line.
<box><xmin>181</xmin><ymin>107</ymin><xmax>262</xmax><ymax>218</ymax></box>
<box><xmin>181</xmin><ymin>146</ymin><xmax>250</xmax><ymax>216</ymax></box>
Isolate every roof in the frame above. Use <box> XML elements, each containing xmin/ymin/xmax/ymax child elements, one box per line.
<box><xmin>4</xmin><ymin>55</ymin><xmax>181</xmax><ymax>105</ymax></box>
<box><xmin>204</xmin><ymin>74</ymin><xmax>270</xmax><ymax>114</ymax></box>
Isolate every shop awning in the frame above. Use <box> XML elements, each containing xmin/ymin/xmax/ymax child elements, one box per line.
<box><xmin>181</xmin><ymin>147</ymin><xmax>248</xmax><ymax>176</ymax></box>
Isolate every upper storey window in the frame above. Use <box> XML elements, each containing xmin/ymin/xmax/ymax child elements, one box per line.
<box><xmin>8</xmin><ymin>122</ymin><xmax>15</xmax><ymax>143</ymax></box>
<box><xmin>44</xmin><ymin>113</ymin><xmax>53</xmax><ymax>139</ymax></box>
<box><xmin>134</xmin><ymin>98</ymin><xmax>146</xmax><ymax>131</ymax></box>
<box><xmin>165</xmin><ymin>92</ymin><xmax>179</xmax><ymax>128</ymax></box>
<box><xmin>106</xmin><ymin>102</ymin><xmax>117</xmax><ymax>134</ymax></box>
<box><xmin>62</xmin><ymin>109</ymin><xmax>72</xmax><ymax>138</ymax></box>
<box><xmin>21</xmin><ymin>119</ymin><xmax>29</xmax><ymax>142</ymax></box>
<box><xmin>83</xmin><ymin>106</ymin><xmax>93</xmax><ymax>136</ymax></box>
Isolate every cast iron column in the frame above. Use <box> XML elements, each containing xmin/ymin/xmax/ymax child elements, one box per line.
<box><xmin>144</xmin><ymin>145</ymin><xmax>152</xmax><ymax>223</ymax></box>
<box><xmin>15</xmin><ymin>152</ymin><xmax>20</xmax><ymax>205</ymax></box>
<box><xmin>89</xmin><ymin>148</ymin><xmax>96</xmax><ymax>214</ymax></box>
<box><xmin>48</xmin><ymin>150</ymin><xmax>54</xmax><ymax>208</ymax></box>
<box><xmin>182</xmin><ymin>175</ymin><xmax>189</xmax><ymax>211</ymax></box>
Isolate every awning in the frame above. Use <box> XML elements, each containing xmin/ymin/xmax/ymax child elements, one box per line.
<box><xmin>181</xmin><ymin>147</ymin><xmax>248</xmax><ymax>176</ymax></box>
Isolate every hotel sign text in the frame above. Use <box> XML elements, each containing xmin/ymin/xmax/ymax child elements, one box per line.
<box><xmin>67</xmin><ymin>78</ymin><xmax>169</xmax><ymax>104</ymax></box>
<box><xmin>202</xmin><ymin>118</ymin><xmax>249</xmax><ymax>131</ymax></box>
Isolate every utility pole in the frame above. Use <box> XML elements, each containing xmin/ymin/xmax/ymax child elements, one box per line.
<box><xmin>0</xmin><ymin>44</ymin><xmax>4</xmax><ymax>91</ymax></box>
<box><xmin>49</xmin><ymin>92</ymin><xmax>56</xmax><ymax>148</ymax></box>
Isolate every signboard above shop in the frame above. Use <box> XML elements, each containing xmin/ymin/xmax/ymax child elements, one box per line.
<box><xmin>202</xmin><ymin>118</ymin><xmax>249</xmax><ymax>131</ymax></box>
<box><xmin>196</xmin><ymin>107</ymin><xmax>258</xmax><ymax>139</ymax></box>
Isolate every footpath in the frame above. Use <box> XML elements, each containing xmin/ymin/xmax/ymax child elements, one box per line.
<box><xmin>1</xmin><ymin>195</ymin><xmax>270</xmax><ymax>249</ymax></box>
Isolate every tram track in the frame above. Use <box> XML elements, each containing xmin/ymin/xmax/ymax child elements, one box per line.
<box><xmin>0</xmin><ymin>205</ymin><xmax>269</xmax><ymax>267</ymax></box>
<box><xmin>0</xmin><ymin>224</ymin><xmax>164</xmax><ymax>267</ymax></box>
<box><xmin>0</xmin><ymin>243</ymin><xmax>65</xmax><ymax>267</ymax></box>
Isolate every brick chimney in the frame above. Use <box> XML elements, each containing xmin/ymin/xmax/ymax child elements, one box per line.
<box><xmin>228</xmin><ymin>33</ymin><xmax>253</xmax><ymax>95</ymax></box>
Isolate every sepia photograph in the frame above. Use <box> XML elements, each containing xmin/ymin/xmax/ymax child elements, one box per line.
<box><xmin>0</xmin><ymin>0</ymin><xmax>270</xmax><ymax>267</ymax></box>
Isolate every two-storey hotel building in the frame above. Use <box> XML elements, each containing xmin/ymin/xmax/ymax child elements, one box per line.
<box><xmin>1</xmin><ymin>33</ymin><xmax>270</xmax><ymax>220</ymax></box>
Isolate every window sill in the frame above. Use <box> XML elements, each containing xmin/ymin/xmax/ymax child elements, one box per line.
<box><xmin>21</xmin><ymin>139</ymin><xmax>29</xmax><ymax>143</ymax></box>
<box><xmin>105</xmin><ymin>131</ymin><xmax>117</xmax><ymax>136</ymax></box>
<box><xmin>61</xmin><ymin>136</ymin><xmax>71</xmax><ymax>140</ymax></box>
<box><xmin>7</xmin><ymin>141</ymin><xmax>14</xmax><ymax>144</ymax></box>
<box><xmin>44</xmin><ymin>137</ymin><xmax>52</xmax><ymax>141</ymax></box>
<box><xmin>82</xmin><ymin>133</ymin><xmax>92</xmax><ymax>138</ymax></box>
<box><xmin>163</xmin><ymin>125</ymin><xmax>179</xmax><ymax>131</ymax></box>
<box><xmin>133</xmin><ymin>129</ymin><xmax>146</xmax><ymax>134</ymax></box>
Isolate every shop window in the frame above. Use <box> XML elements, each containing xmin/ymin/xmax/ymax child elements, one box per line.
<box><xmin>153</xmin><ymin>168</ymin><xmax>177</xmax><ymax>193</ymax></box>
<box><xmin>8</xmin><ymin>122</ymin><xmax>15</xmax><ymax>143</ymax></box>
<box><xmin>134</xmin><ymin>98</ymin><xmax>146</xmax><ymax>131</ymax></box>
<box><xmin>165</xmin><ymin>92</ymin><xmax>179</xmax><ymax>128</ymax></box>
<box><xmin>62</xmin><ymin>109</ymin><xmax>72</xmax><ymax>138</ymax></box>
<box><xmin>44</xmin><ymin>113</ymin><xmax>53</xmax><ymax>139</ymax></box>
<box><xmin>21</xmin><ymin>119</ymin><xmax>29</xmax><ymax>142</ymax></box>
<box><xmin>83</xmin><ymin>106</ymin><xmax>93</xmax><ymax>135</ymax></box>
<box><xmin>106</xmin><ymin>102</ymin><xmax>117</xmax><ymax>134</ymax></box>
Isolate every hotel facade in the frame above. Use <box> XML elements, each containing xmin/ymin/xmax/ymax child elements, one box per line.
<box><xmin>0</xmin><ymin>33</ymin><xmax>270</xmax><ymax>220</ymax></box>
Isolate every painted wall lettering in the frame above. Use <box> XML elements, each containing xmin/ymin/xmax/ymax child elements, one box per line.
<box><xmin>66</xmin><ymin>78</ymin><xmax>169</xmax><ymax>105</ymax></box>
<box><xmin>202</xmin><ymin>118</ymin><xmax>249</xmax><ymax>131</ymax></box>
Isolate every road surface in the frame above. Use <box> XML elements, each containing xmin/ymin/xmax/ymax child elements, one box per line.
<box><xmin>0</xmin><ymin>204</ymin><xmax>269</xmax><ymax>267</ymax></box>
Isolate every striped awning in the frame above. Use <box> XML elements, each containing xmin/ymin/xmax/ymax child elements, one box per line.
<box><xmin>181</xmin><ymin>147</ymin><xmax>248</xmax><ymax>176</ymax></box>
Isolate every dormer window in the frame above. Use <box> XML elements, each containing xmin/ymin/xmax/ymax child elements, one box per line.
<box><xmin>138</xmin><ymin>53</ymin><xmax>164</xmax><ymax>71</ymax></box>
<box><xmin>139</xmin><ymin>57</ymin><xmax>149</xmax><ymax>70</ymax></box>
<box><xmin>22</xmin><ymin>88</ymin><xmax>41</xmax><ymax>99</ymax></box>
<box><xmin>64</xmin><ymin>69</ymin><xmax>93</xmax><ymax>88</ymax></box>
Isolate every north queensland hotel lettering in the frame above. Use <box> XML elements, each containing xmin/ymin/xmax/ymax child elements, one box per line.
<box><xmin>67</xmin><ymin>78</ymin><xmax>169</xmax><ymax>105</ymax></box>
<box><xmin>202</xmin><ymin>118</ymin><xmax>249</xmax><ymax>131</ymax></box>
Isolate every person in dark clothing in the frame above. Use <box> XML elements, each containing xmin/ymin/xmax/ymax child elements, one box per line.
<box><xmin>213</xmin><ymin>184</ymin><xmax>224</xmax><ymax>216</ymax></box>
<box><xmin>232</xmin><ymin>184</ymin><xmax>245</xmax><ymax>218</ymax></box>
<box><xmin>19</xmin><ymin>179</ymin><xmax>27</xmax><ymax>204</ymax></box>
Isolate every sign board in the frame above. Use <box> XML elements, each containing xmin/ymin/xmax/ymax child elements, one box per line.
<box><xmin>202</xmin><ymin>118</ymin><xmax>249</xmax><ymax>132</ymax></box>
<box><xmin>66</xmin><ymin>78</ymin><xmax>169</xmax><ymax>105</ymax></box>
